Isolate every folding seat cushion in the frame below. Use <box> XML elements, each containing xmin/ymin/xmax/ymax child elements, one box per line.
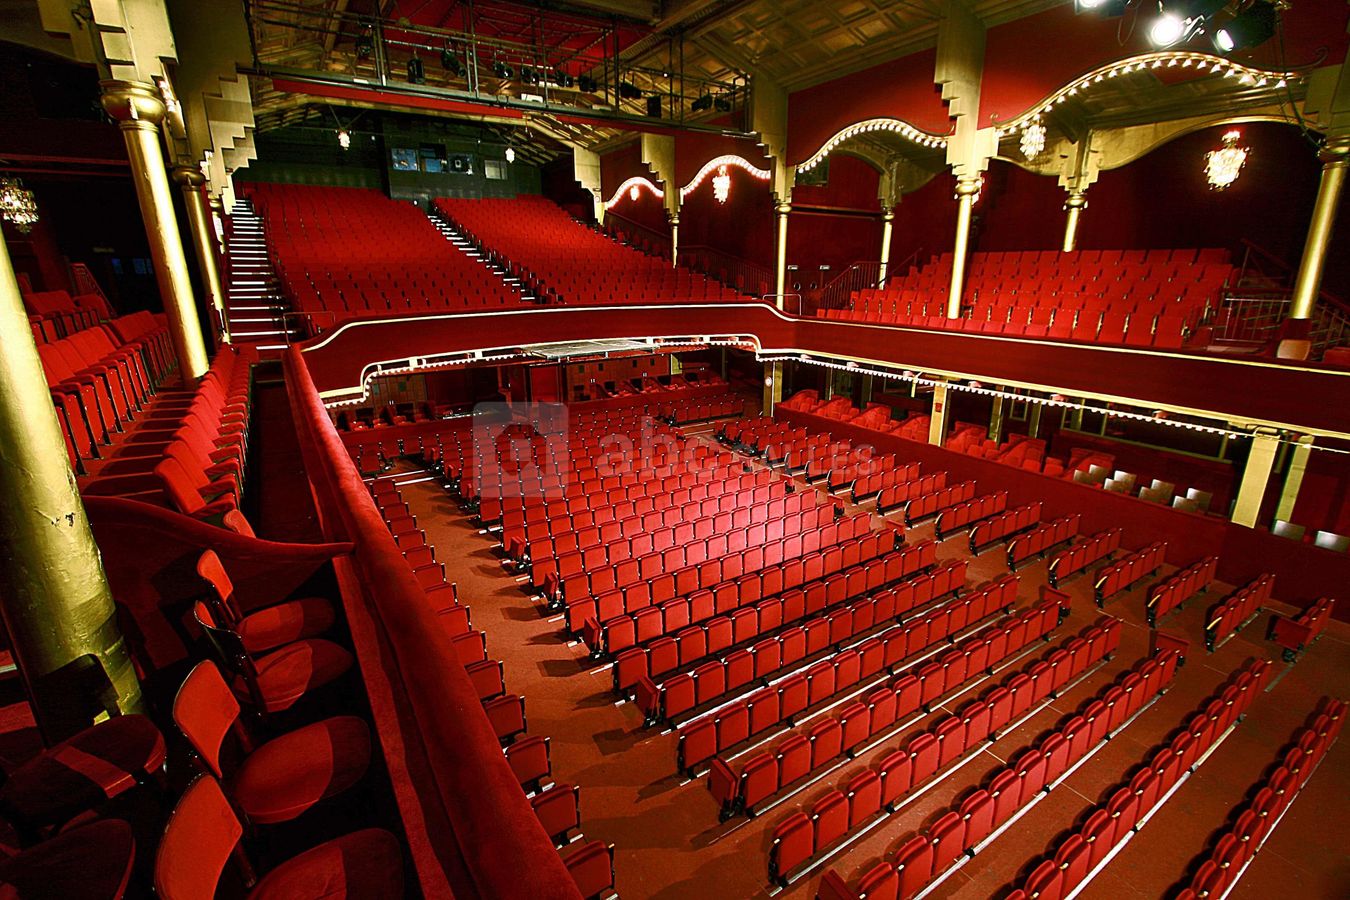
<box><xmin>769</xmin><ymin>812</ymin><xmax>813</xmax><ymax>884</ymax></box>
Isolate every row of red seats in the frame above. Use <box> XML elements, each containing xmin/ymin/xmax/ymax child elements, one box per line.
<box><xmin>1204</xmin><ymin>573</ymin><xmax>1275</xmax><ymax>651</ymax></box>
<box><xmin>816</xmin><ymin>640</ymin><xmax>1176</xmax><ymax>900</ymax></box>
<box><xmin>706</xmin><ymin>578</ymin><xmax>1022</xmax><ymax>819</ymax></box>
<box><xmin>850</xmin><ymin>462</ymin><xmax>922</xmax><ymax>504</ymax></box>
<box><xmin>1146</xmin><ymin>555</ymin><xmax>1218</xmax><ymax>626</ymax></box>
<box><xmin>580</xmin><ymin>530</ymin><xmax>903</xmax><ymax>656</ymax></box>
<box><xmin>617</xmin><ymin>541</ymin><xmax>941</xmax><ymax>700</ymax></box>
<box><xmin>560</xmin><ymin>507</ymin><xmax>850</xmax><ymax>630</ymax></box>
<box><xmin>537</xmin><ymin>493</ymin><xmax>826</xmax><ymax>595</ymax></box>
<box><xmin>562</xmin><ymin>511</ymin><xmax>872</xmax><ymax>616</ymax></box>
<box><xmin>787</xmin><ymin>610</ymin><xmax>1124</xmax><ymax>892</ymax></box>
<box><xmin>898</xmin><ymin>480</ymin><xmax>978</xmax><ymax>526</ymax></box>
<box><xmin>874</xmin><ymin>473</ymin><xmax>949</xmax><ymax>515</ymax></box>
<box><xmin>1006</xmin><ymin>514</ymin><xmax>1082</xmax><ymax>569</ymax></box>
<box><xmin>1172</xmin><ymin>698</ymin><xmax>1344</xmax><ymax>900</ymax></box>
<box><xmin>1047</xmin><ymin>528</ymin><xmax>1123</xmax><ymax>587</ymax></box>
<box><xmin>23</xmin><ymin>288</ymin><xmax>110</xmax><ymax>339</ymax></box>
<box><xmin>661</xmin><ymin>393</ymin><xmax>744</xmax><ymax>424</ymax></box>
<box><xmin>933</xmin><ymin>490</ymin><xmax>1008</xmax><ymax>539</ymax></box>
<box><xmin>1001</xmin><ymin>657</ymin><xmax>1272</xmax><ymax>900</ymax></box>
<box><xmin>1093</xmin><ymin>541</ymin><xmax>1168</xmax><ymax>606</ymax></box>
<box><xmin>968</xmin><ymin>502</ymin><xmax>1042</xmax><ymax>552</ymax></box>
<box><xmin>1269</xmin><ymin>596</ymin><xmax>1339</xmax><ymax>662</ymax></box>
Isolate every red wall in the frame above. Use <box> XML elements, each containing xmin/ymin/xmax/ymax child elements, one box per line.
<box><xmin>679</xmin><ymin>164</ymin><xmax>775</xmax><ymax>267</ymax></box>
<box><xmin>599</xmin><ymin>142</ymin><xmax>654</xmax><ymax>196</ymax></box>
<box><xmin>787</xmin><ymin>154</ymin><xmax>885</xmax><ymax>272</ymax></box>
<box><xmin>787</xmin><ymin>49</ymin><xmax>947</xmax><ymax>164</ymax></box>
<box><xmin>673</xmin><ymin>131</ymin><xmax>772</xmax><ymax>186</ymax></box>
<box><xmin>887</xmin><ymin>171</ymin><xmax>958</xmax><ymax>271</ymax></box>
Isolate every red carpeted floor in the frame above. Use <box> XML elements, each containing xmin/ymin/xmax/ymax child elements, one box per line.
<box><xmin>393</xmin><ymin>420</ymin><xmax>1350</xmax><ymax>900</ymax></box>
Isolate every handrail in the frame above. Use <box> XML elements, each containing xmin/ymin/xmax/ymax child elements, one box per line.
<box><xmin>680</xmin><ymin>244</ymin><xmax>775</xmax><ymax>298</ymax></box>
<box><xmin>283</xmin><ymin>347</ymin><xmax>582</xmax><ymax>900</ymax></box>
<box><xmin>604</xmin><ymin>211</ymin><xmax>672</xmax><ymax>259</ymax></box>
<box><xmin>1238</xmin><ymin>238</ymin><xmax>1350</xmax><ymax>316</ymax></box>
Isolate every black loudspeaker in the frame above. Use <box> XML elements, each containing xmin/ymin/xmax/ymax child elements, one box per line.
<box><xmin>645</xmin><ymin>95</ymin><xmax>662</xmax><ymax>118</ymax></box>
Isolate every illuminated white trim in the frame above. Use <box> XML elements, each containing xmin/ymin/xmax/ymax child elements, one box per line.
<box><xmin>679</xmin><ymin>155</ymin><xmax>771</xmax><ymax>201</ymax></box>
<box><xmin>796</xmin><ymin>119</ymin><xmax>952</xmax><ymax>174</ymax></box>
<box><xmin>602</xmin><ymin>176</ymin><xmax>664</xmax><ymax>210</ymax></box>
<box><xmin>992</xmin><ymin>51</ymin><xmax>1306</xmax><ymax>136</ymax></box>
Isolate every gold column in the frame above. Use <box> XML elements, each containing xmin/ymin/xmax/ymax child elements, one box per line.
<box><xmin>762</xmin><ymin>361</ymin><xmax>783</xmax><ymax>415</ymax></box>
<box><xmin>101</xmin><ymin>80</ymin><xmax>209</xmax><ymax>381</ymax></box>
<box><xmin>878</xmin><ymin>209</ymin><xmax>895</xmax><ymax>288</ymax></box>
<box><xmin>1231</xmin><ymin>430</ymin><xmax>1280</xmax><ymax>528</ymax></box>
<box><xmin>988</xmin><ymin>395</ymin><xmax>1006</xmax><ymax>443</ymax></box>
<box><xmin>669</xmin><ymin>213</ymin><xmax>680</xmax><ymax>268</ymax></box>
<box><xmin>1027</xmin><ymin>402</ymin><xmax>1043</xmax><ymax>440</ymax></box>
<box><xmin>172</xmin><ymin>166</ymin><xmax>230</xmax><ymax>345</ymax></box>
<box><xmin>928</xmin><ymin>381</ymin><xmax>950</xmax><ymax>446</ymax></box>
<box><xmin>1062</xmin><ymin>190</ymin><xmax>1088</xmax><ymax>253</ymax></box>
<box><xmin>1289</xmin><ymin>141</ymin><xmax>1349</xmax><ymax>323</ymax></box>
<box><xmin>860</xmin><ymin>374</ymin><xmax>874</xmax><ymax>406</ymax></box>
<box><xmin>0</xmin><ymin>235</ymin><xmax>144</xmax><ymax>741</ymax></box>
<box><xmin>208</xmin><ymin>196</ymin><xmax>227</xmax><ymax>256</ymax></box>
<box><xmin>946</xmin><ymin>178</ymin><xmax>980</xmax><ymax>319</ymax></box>
<box><xmin>1274</xmin><ymin>434</ymin><xmax>1315</xmax><ymax>523</ymax></box>
<box><xmin>774</xmin><ymin>202</ymin><xmax>792</xmax><ymax>309</ymax></box>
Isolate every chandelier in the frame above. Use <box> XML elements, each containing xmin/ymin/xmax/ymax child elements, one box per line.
<box><xmin>629</xmin><ymin>185</ymin><xmax>640</xmax><ymax>202</ymax></box>
<box><xmin>1020</xmin><ymin>122</ymin><xmax>1046</xmax><ymax>160</ymax></box>
<box><xmin>1204</xmin><ymin>130</ymin><xmax>1249</xmax><ymax>190</ymax></box>
<box><xmin>712</xmin><ymin>165</ymin><xmax>731</xmax><ymax>203</ymax></box>
<box><xmin>0</xmin><ymin>176</ymin><xmax>39</xmax><ymax>233</ymax></box>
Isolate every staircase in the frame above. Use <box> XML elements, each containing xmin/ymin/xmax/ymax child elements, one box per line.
<box><xmin>222</xmin><ymin>199</ymin><xmax>298</xmax><ymax>349</ymax></box>
<box><xmin>424</xmin><ymin>207</ymin><xmax>536</xmax><ymax>302</ymax></box>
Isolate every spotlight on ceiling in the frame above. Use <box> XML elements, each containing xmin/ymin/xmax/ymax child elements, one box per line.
<box><xmin>1215</xmin><ymin>1</ymin><xmax>1278</xmax><ymax>52</ymax></box>
<box><xmin>1074</xmin><ymin>0</ymin><xmax>1128</xmax><ymax>16</ymax></box>
<box><xmin>406</xmin><ymin>55</ymin><xmax>425</xmax><ymax>84</ymax></box>
<box><xmin>619</xmin><ymin>82</ymin><xmax>643</xmax><ymax>100</ymax></box>
<box><xmin>1150</xmin><ymin>0</ymin><xmax>1226</xmax><ymax>47</ymax></box>
<box><xmin>355</xmin><ymin>28</ymin><xmax>374</xmax><ymax>59</ymax></box>
<box><xmin>493</xmin><ymin>61</ymin><xmax>513</xmax><ymax>79</ymax></box>
<box><xmin>691</xmin><ymin>93</ymin><xmax>713</xmax><ymax>112</ymax></box>
<box><xmin>441</xmin><ymin>48</ymin><xmax>463</xmax><ymax>75</ymax></box>
<box><xmin>577</xmin><ymin>75</ymin><xmax>598</xmax><ymax>93</ymax></box>
<box><xmin>713</xmin><ymin>95</ymin><xmax>732</xmax><ymax>112</ymax></box>
<box><xmin>520</xmin><ymin>66</ymin><xmax>538</xmax><ymax>86</ymax></box>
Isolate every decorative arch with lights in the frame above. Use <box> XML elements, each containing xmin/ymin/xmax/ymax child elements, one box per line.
<box><xmin>602</xmin><ymin>176</ymin><xmax>665</xmax><ymax>211</ymax></box>
<box><xmin>795</xmin><ymin>118</ymin><xmax>952</xmax><ymax>175</ymax></box>
<box><xmin>678</xmin><ymin>155</ymin><xmax>772</xmax><ymax>203</ymax></box>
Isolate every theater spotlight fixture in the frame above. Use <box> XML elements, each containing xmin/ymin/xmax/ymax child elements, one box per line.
<box><xmin>619</xmin><ymin>82</ymin><xmax>643</xmax><ymax>100</ymax></box>
<box><xmin>1149</xmin><ymin>0</ymin><xmax>1225</xmax><ymax>47</ymax></box>
<box><xmin>406</xmin><ymin>55</ymin><xmax>426</xmax><ymax>84</ymax></box>
<box><xmin>578</xmin><ymin>75</ymin><xmax>598</xmax><ymax>93</ymax></box>
<box><xmin>1075</xmin><ymin>0</ymin><xmax>1128</xmax><ymax>15</ymax></box>
<box><xmin>713</xmin><ymin>95</ymin><xmax>732</xmax><ymax>112</ymax></box>
<box><xmin>1205</xmin><ymin>129</ymin><xmax>1249</xmax><ymax>190</ymax></box>
<box><xmin>1215</xmin><ymin>1</ymin><xmax>1278</xmax><ymax>52</ymax></box>
<box><xmin>493</xmin><ymin>61</ymin><xmax>513</xmax><ymax>79</ymax></box>
<box><xmin>355</xmin><ymin>28</ymin><xmax>375</xmax><ymax>59</ymax></box>
<box><xmin>691</xmin><ymin>93</ymin><xmax>713</xmax><ymax>112</ymax></box>
<box><xmin>441</xmin><ymin>47</ymin><xmax>463</xmax><ymax>75</ymax></box>
<box><xmin>337</xmin><ymin>129</ymin><xmax>351</xmax><ymax>150</ymax></box>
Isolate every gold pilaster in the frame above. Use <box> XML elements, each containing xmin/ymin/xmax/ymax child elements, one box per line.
<box><xmin>1028</xmin><ymin>403</ymin><xmax>1043</xmax><ymax>440</ymax></box>
<box><xmin>860</xmin><ymin>374</ymin><xmax>874</xmax><ymax>406</ymax></box>
<box><xmin>0</xmin><ymin>236</ymin><xmax>144</xmax><ymax>741</ymax></box>
<box><xmin>988</xmin><ymin>395</ymin><xmax>1006</xmax><ymax>444</ymax></box>
<box><xmin>172</xmin><ymin>165</ymin><xmax>230</xmax><ymax>345</ymax></box>
<box><xmin>878</xmin><ymin>209</ymin><xmax>895</xmax><ymax>289</ymax></box>
<box><xmin>946</xmin><ymin>179</ymin><xmax>980</xmax><ymax>319</ymax></box>
<box><xmin>928</xmin><ymin>381</ymin><xmax>950</xmax><ymax>446</ymax></box>
<box><xmin>1062</xmin><ymin>190</ymin><xmax>1088</xmax><ymax>253</ymax></box>
<box><xmin>101</xmin><ymin>80</ymin><xmax>209</xmax><ymax>381</ymax></box>
<box><xmin>1231</xmin><ymin>430</ymin><xmax>1280</xmax><ymax>528</ymax></box>
<box><xmin>774</xmin><ymin>202</ymin><xmax>791</xmax><ymax>309</ymax></box>
<box><xmin>763</xmin><ymin>361</ymin><xmax>784</xmax><ymax>415</ymax></box>
<box><xmin>1289</xmin><ymin>141</ymin><xmax>1349</xmax><ymax>322</ymax></box>
<box><xmin>1274</xmin><ymin>434</ymin><xmax>1315</xmax><ymax>524</ymax></box>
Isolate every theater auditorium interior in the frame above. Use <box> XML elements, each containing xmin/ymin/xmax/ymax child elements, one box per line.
<box><xmin>1</xmin><ymin>0</ymin><xmax>1349</xmax><ymax>897</ymax></box>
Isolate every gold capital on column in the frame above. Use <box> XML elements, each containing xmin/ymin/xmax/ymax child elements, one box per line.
<box><xmin>0</xmin><ymin>236</ymin><xmax>144</xmax><ymax>741</ymax></box>
<box><xmin>101</xmin><ymin>80</ymin><xmax>210</xmax><ymax>380</ymax></box>
<box><xmin>172</xmin><ymin>165</ymin><xmax>230</xmax><ymax>345</ymax></box>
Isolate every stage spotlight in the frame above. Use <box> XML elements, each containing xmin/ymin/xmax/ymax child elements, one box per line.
<box><xmin>1075</xmin><ymin>0</ymin><xmax>1128</xmax><ymax>15</ymax></box>
<box><xmin>691</xmin><ymin>93</ymin><xmax>713</xmax><ymax>112</ymax></box>
<box><xmin>1150</xmin><ymin>0</ymin><xmax>1225</xmax><ymax>47</ymax></box>
<box><xmin>619</xmin><ymin>82</ymin><xmax>642</xmax><ymax>100</ymax></box>
<box><xmin>1149</xmin><ymin>12</ymin><xmax>1187</xmax><ymax>46</ymax></box>
<box><xmin>1215</xmin><ymin>1</ymin><xmax>1277</xmax><ymax>52</ymax></box>
<box><xmin>355</xmin><ymin>27</ymin><xmax>375</xmax><ymax>59</ymax></box>
<box><xmin>578</xmin><ymin>75</ymin><xmax>598</xmax><ymax>93</ymax></box>
<box><xmin>407</xmin><ymin>55</ymin><xmax>426</xmax><ymax>84</ymax></box>
<box><xmin>520</xmin><ymin>66</ymin><xmax>537</xmax><ymax>85</ymax></box>
<box><xmin>493</xmin><ymin>61</ymin><xmax>513</xmax><ymax>79</ymax></box>
<box><xmin>713</xmin><ymin>95</ymin><xmax>732</xmax><ymax>112</ymax></box>
<box><xmin>441</xmin><ymin>48</ymin><xmax>463</xmax><ymax>75</ymax></box>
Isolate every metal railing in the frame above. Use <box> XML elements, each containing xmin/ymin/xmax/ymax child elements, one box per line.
<box><xmin>604</xmin><ymin>214</ymin><xmax>672</xmax><ymax>260</ymax></box>
<box><xmin>1211</xmin><ymin>293</ymin><xmax>1350</xmax><ymax>359</ymax></box>
<box><xmin>681</xmin><ymin>245</ymin><xmax>775</xmax><ymax>298</ymax></box>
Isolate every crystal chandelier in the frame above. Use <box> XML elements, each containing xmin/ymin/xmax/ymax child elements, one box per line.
<box><xmin>1020</xmin><ymin>122</ymin><xmax>1046</xmax><ymax>160</ymax></box>
<box><xmin>712</xmin><ymin>165</ymin><xmax>731</xmax><ymax>203</ymax></box>
<box><xmin>0</xmin><ymin>176</ymin><xmax>39</xmax><ymax>233</ymax></box>
<box><xmin>1205</xmin><ymin>130</ymin><xmax>1249</xmax><ymax>190</ymax></box>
